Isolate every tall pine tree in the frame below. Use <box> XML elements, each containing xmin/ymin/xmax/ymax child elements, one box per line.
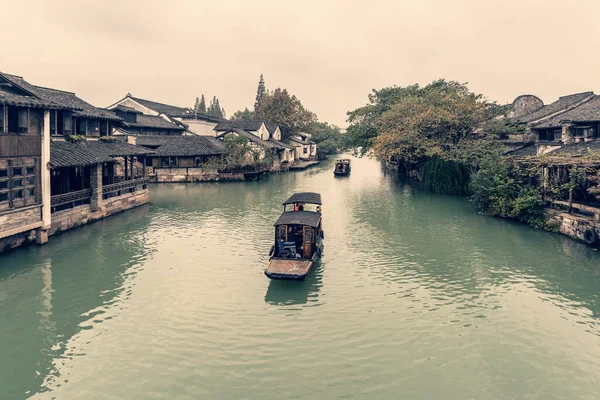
<box><xmin>199</xmin><ymin>95</ymin><xmax>207</xmax><ymax>114</ymax></box>
<box><xmin>193</xmin><ymin>97</ymin><xmax>200</xmax><ymax>112</ymax></box>
<box><xmin>254</xmin><ymin>74</ymin><xmax>266</xmax><ymax>113</ymax></box>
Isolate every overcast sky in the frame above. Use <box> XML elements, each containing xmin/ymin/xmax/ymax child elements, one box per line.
<box><xmin>2</xmin><ymin>0</ymin><xmax>599</xmax><ymax>127</ymax></box>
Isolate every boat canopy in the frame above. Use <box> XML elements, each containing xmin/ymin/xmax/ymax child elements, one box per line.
<box><xmin>337</xmin><ymin>159</ymin><xmax>351</xmax><ymax>162</ymax></box>
<box><xmin>274</xmin><ymin>211</ymin><xmax>322</xmax><ymax>227</ymax></box>
<box><xmin>283</xmin><ymin>192</ymin><xmax>322</xmax><ymax>205</ymax></box>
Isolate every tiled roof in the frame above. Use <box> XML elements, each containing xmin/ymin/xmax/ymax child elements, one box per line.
<box><xmin>128</xmin><ymin>95</ymin><xmax>191</xmax><ymax>117</ymax></box>
<box><xmin>124</xmin><ymin>114</ymin><xmax>186</xmax><ymax>130</ymax></box>
<box><xmin>515</xmin><ymin>92</ymin><xmax>594</xmax><ymax>124</ymax></box>
<box><xmin>153</xmin><ymin>136</ymin><xmax>228</xmax><ymax>157</ymax></box>
<box><xmin>0</xmin><ymin>73</ymin><xmax>74</xmax><ymax>110</ymax></box>
<box><xmin>216</xmin><ymin>128</ymin><xmax>277</xmax><ymax>148</ymax></box>
<box><xmin>214</xmin><ymin>120</ymin><xmax>264</xmax><ymax>132</ymax></box>
<box><xmin>50</xmin><ymin>141</ymin><xmax>114</xmax><ymax>168</ymax></box>
<box><xmin>289</xmin><ymin>137</ymin><xmax>307</xmax><ymax>145</ymax></box>
<box><xmin>114</xmin><ymin>105</ymin><xmax>142</xmax><ymax>114</ymax></box>
<box><xmin>532</xmin><ymin>95</ymin><xmax>600</xmax><ymax>129</ymax></box>
<box><xmin>265</xmin><ymin>123</ymin><xmax>279</xmax><ymax>134</ymax></box>
<box><xmin>132</xmin><ymin>135</ymin><xmax>174</xmax><ymax>148</ymax></box>
<box><xmin>85</xmin><ymin>140</ymin><xmax>155</xmax><ymax>157</ymax></box>
<box><xmin>3</xmin><ymin>73</ymin><xmax>121</xmax><ymax>121</ymax></box>
<box><xmin>269</xmin><ymin>138</ymin><xmax>294</xmax><ymax>149</ymax></box>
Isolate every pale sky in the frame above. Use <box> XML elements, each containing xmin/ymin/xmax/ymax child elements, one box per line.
<box><xmin>2</xmin><ymin>0</ymin><xmax>599</xmax><ymax>127</ymax></box>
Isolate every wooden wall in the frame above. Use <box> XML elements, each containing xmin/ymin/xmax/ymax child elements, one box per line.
<box><xmin>0</xmin><ymin>135</ymin><xmax>41</xmax><ymax>157</ymax></box>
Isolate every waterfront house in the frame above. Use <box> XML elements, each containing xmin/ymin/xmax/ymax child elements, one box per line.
<box><xmin>289</xmin><ymin>132</ymin><xmax>317</xmax><ymax>161</ymax></box>
<box><xmin>112</xmin><ymin>105</ymin><xmax>187</xmax><ymax>136</ymax></box>
<box><xmin>48</xmin><ymin>139</ymin><xmax>153</xmax><ymax>236</ymax></box>
<box><xmin>0</xmin><ymin>72</ymin><xmax>69</xmax><ymax>252</ymax></box>
<box><xmin>2</xmin><ymin>73</ymin><xmax>123</xmax><ymax>138</ymax></box>
<box><xmin>506</xmin><ymin>92</ymin><xmax>600</xmax><ymax>157</ymax></box>
<box><xmin>0</xmin><ymin>72</ymin><xmax>154</xmax><ymax>254</ymax></box>
<box><xmin>214</xmin><ymin>120</ymin><xmax>276</xmax><ymax>140</ymax></box>
<box><xmin>214</xmin><ymin>121</ymin><xmax>295</xmax><ymax>167</ymax></box>
<box><xmin>108</xmin><ymin>94</ymin><xmax>221</xmax><ymax>136</ymax></box>
<box><xmin>132</xmin><ymin>135</ymin><xmax>230</xmax><ymax>182</ymax></box>
<box><xmin>215</xmin><ymin>127</ymin><xmax>293</xmax><ymax>171</ymax></box>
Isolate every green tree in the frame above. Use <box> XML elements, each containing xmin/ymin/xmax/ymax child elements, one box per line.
<box><xmin>199</xmin><ymin>95</ymin><xmax>207</xmax><ymax>113</ymax></box>
<box><xmin>231</xmin><ymin>107</ymin><xmax>255</xmax><ymax>121</ymax></box>
<box><xmin>193</xmin><ymin>97</ymin><xmax>200</xmax><ymax>112</ymax></box>
<box><xmin>254</xmin><ymin>74</ymin><xmax>266</xmax><ymax>113</ymax></box>
<box><xmin>308</xmin><ymin>121</ymin><xmax>344</xmax><ymax>154</ymax></box>
<box><xmin>255</xmin><ymin>88</ymin><xmax>316</xmax><ymax>139</ymax></box>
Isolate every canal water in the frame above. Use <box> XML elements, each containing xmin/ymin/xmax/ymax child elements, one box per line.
<box><xmin>1</xmin><ymin>156</ymin><xmax>600</xmax><ymax>399</ymax></box>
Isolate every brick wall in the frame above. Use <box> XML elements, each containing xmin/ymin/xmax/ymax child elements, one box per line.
<box><xmin>0</xmin><ymin>206</ymin><xmax>42</xmax><ymax>232</ymax></box>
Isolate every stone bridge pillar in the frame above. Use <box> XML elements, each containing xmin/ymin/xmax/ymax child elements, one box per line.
<box><xmin>90</xmin><ymin>163</ymin><xmax>104</xmax><ymax>212</ymax></box>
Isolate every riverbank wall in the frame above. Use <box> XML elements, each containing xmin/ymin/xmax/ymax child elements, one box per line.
<box><xmin>149</xmin><ymin>168</ymin><xmax>246</xmax><ymax>183</ymax></box>
<box><xmin>0</xmin><ymin>189</ymin><xmax>149</xmax><ymax>254</ymax></box>
<box><xmin>547</xmin><ymin>209</ymin><xmax>600</xmax><ymax>246</ymax></box>
<box><xmin>49</xmin><ymin>189</ymin><xmax>149</xmax><ymax>236</ymax></box>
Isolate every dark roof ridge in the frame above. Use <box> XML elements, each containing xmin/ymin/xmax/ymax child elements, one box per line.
<box><xmin>129</xmin><ymin>94</ymin><xmax>189</xmax><ymax>111</ymax></box>
<box><xmin>559</xmin><ymin>91</ymin><xmax>594</xmax><ymax>100</ymax></box>
<box><xmin>3</xmin><ymin>73</ymin><xmax>24</xmax><ymax>79</ymax></box>
<box><xmin>32</xmin><ymin>84</ymin><xmax>75</xmax><ymax>95</ymax></box>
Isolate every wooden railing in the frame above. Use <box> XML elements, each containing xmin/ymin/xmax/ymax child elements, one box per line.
<box><xmin>51</xmin><ymin>188</ymin><xmax>93</xmax><ymax>212</ymax></box>
<box><xmin>102</xmin><ymin>177</ymin><xmax>149</xmax><ymax>199</ymax></box>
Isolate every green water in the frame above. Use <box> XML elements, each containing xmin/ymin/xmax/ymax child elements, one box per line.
<box><xmin>1</xmin><ymin>155</ymin><xmax>600</xmax><ymax>399</ymax></box>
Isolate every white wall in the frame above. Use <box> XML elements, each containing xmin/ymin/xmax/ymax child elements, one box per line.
<box><xmin>176</xmin><ymin>119</ymin><xmax>218</xmax><ymax>136</ymax></box>
<box><xmin>112</xmin><ymin>98</ymin><xmax>159</xmax><ymax>116</ymax></box>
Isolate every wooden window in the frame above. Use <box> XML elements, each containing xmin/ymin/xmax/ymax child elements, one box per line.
<box><xmin>17</xmin><ymin>108</ymin><xmax>28</xmax><ymax>133</ymax></box>
<box><xmin>0</xmin><ymin>159</ymin><xmax>37</xmax><ymax>211</ymax></box>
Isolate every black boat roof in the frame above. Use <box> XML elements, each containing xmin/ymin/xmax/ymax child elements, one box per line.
<box><xmin>336</xmin><ymin>159</ymin><xmax>351</xmax><ymax>162</ymax></box>
<box><xmin>274</xmin><ymin>211</ymin><xmax>322</xmax><ymax>227</ymax></box>
<box><xmin>283</xmin><ymin>192</ymin><xmax>322</xmax><ymax>205</ymax></box>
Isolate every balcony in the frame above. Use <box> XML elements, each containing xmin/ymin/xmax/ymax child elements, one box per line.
<box><xmin>50</xmin><ymin>188</ymin><xmax>93</xmax><ymax>213</ymax></box>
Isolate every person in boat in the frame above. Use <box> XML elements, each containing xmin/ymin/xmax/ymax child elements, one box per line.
<box><xmin>294</xmin><ymin>203</ymin><xmax>304</xmax><ymax>211</ymax></box>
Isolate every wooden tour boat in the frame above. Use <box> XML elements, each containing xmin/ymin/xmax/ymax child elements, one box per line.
<box><xmin>265</xmin><ymin>192</ymin><xmax>324</xmax><ymax>281</ymax></box>
<box><xmin>334</xmin><ymin>159</ymin><xmax>351</xmax><ymax>176</ymax></box>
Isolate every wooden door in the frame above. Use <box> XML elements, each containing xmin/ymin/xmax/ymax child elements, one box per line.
<box><xmin>303</xmin><ymin>226</ymin><xmax>313</xmax><ymax>258</ymax></box>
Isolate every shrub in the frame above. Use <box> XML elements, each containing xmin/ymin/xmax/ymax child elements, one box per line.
<box><xmin>471</xmin><ymin>155</ymin><xmax>548</xmax><ymax>228</ymax></box>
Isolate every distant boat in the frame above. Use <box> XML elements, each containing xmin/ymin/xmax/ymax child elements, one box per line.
<box><xmin>334</xmin><ymin>159</ymin><xmax>351</xmax><ymax>176</ymax></box>
<box><xmin>265</xmin><ymin>192</ymin><xmax>324</xmax><ymax>281</ymax></box>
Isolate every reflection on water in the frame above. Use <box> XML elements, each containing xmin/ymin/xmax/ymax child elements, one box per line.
<box><xmin>1</xmin><ymin>156</ymin><xmax>600</xmax><ymax>399</ymax></box>
<box><xmin>264</xmin><ymin>261</ymin><xmax>323</xmax><ymax>306</ymax></box>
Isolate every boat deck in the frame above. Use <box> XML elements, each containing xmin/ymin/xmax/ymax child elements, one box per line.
<box><xmin>265</xmin><ymin>258</ymin><xmax>314</xmax><ymax>280</ymax></box>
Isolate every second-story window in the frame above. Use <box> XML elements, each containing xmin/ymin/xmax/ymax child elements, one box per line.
<box><xmin>18</xmin><ymin>108</ymin><xmax>28</xmax><ymax>133</ymax></box>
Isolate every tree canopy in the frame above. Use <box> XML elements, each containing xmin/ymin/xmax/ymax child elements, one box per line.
<box><xmin>346</xmin><ymin>79</ymin><xmax>503</xmax><ymax>170</ymax></box>
<box><xmin>307</xmin><ymin>122</ymin><xmax>345</xmax><ymax>155</ymax></box>
<box><xmin>255</xmin><ymin>88</ymin><xmax>316</xmax><ymax>139</ymax></box>
<box><xmin>230</xmin><ymin>107</ymin><xmax>255</xmax><ymax>121</ymax></box>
